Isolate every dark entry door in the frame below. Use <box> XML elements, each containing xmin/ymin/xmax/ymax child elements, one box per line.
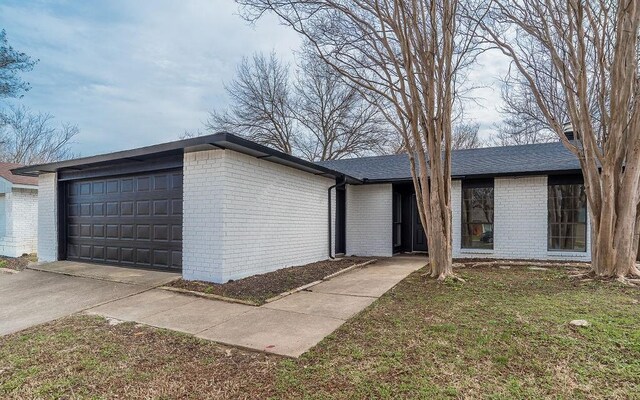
<box><xmin>412</xmin><ymin>195</ymin><xmax>428</xmax><ymax>252</ymax></box>
<box><xmin>64</xmin><ymin>169</ymin><xmax>183</xmax><ymax>269</ymax></box>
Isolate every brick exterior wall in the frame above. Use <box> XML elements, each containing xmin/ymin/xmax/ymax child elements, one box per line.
<box><xmin>452</xmin><ymin>176</ymin><xmax>591</xmax><ymax>261</ymax></box>
<box><xmin>182</xmin><ymin>149</ymin><xmax>334</xmax><ymax>283</ymax></box>
<box><xmin>346</xmin><ymin>183</ymin><xmax>393</xmax><ymax>257</ymax></box>
<box><xmin>37</xmin><ymin>173</ymin><xmax>58</xmax><ymax>262</ymax></box>
<box><xmin>0</xmin><ymin>188</ymin><xmax>38</xmax><ymax>257</ymax></box>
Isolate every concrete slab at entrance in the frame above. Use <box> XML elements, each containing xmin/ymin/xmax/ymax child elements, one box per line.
<box><xmin>29</xmin><ymin>261</ymin><xmax>180</xmax><ymax>287</ymax></box>
<box><xmin>87</xmin><ymin>290</ymin><xmax>198</xmax><ymax>321</ymax></box>
<box><xmin>263</xmin><ymin>291</ymin><xmax>377</xmax><ymax>320</ymax></box>
<box><xmin>310</xmin><ymin>257</ymin><xmax>425</xmax><ymax>298</ymax></box>
<box><xmin>137</xmin><ymin>298</ymin><xmax>251</xmax><ymax>335</ymax></box>
<box><xmin>196</xmin><ymin>308</ymin><xmax>344</xmax><ymax>358</ymax></box>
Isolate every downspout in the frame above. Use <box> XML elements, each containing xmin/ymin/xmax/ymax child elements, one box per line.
<box><xmin>328</xmin><ymin>175</ymin><xmax>347</xmax><ymax>259</ymax></box>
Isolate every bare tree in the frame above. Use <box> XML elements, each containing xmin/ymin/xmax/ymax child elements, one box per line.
<box><xmin>206</xmin><ymin>52</ymin><xmax>296</xmax><ymax>154</ymax></box>
<box><xmin>0</xmin><ymin>30</ymin><xmax>36</xmax><ymax>102</ymax></box>
<box><xmin>238</xmin><ymin>0</ymin><xmax>484</xmax><ymax>280</ymax></box>
<box><xmin>453</xmin><ymin>121</ymin><xmax>484</xmax><ymax>149</ymax></box>
<box><xmin>294</xmin><ymin>46</ymin><xmax>394</xmax><ymax>160</ymax></box>
<box><xmin>478</xmin><ymin>0</ymin><xmax>640</xmax><ymax>281</ymax></box>
<box><xmin>0</xmin><ymin>106</ymin><xmax>78</xmax><ymax>164</ymax></box>
<box><xmin>202</xmin><ymin>46</ymin><xmax>396</xmax><ymax>161</ymax></box>
<box><xmin>493</xmin><ymin>81</ymin><xmax>560</xmax><ymax>146</ymax></box>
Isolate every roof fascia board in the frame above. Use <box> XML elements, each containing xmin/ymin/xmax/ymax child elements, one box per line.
<box><xmin>358</xmin><ymin>168</ymin><xmax>585</xmax><ymax>184</ymax></box>
<box><xmin>11</xmin><ymin>132</ymin><xmax>361</xmax><ymax>183</ymax></box>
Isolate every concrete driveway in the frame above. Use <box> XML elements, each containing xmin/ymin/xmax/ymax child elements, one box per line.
<box><xmin>0</xmin><ymin>262</ymin><xmax>179</xmax><ymax>336</ymax></box>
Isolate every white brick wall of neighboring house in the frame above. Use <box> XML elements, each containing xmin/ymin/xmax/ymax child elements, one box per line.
<box><xmin>453</xmin><ymin>175</ymin><xmax>591</xmax><ymax>261</ymax></box>
<box><xmin>346</xmin><ymin>183</ymin><xmax>393</xmax><ymax>257</ymax></box>
<box><xmin>37</xmin><ymin>173</ymin><xmax>58</xmax><ymax>262</ymax></box>
<box><xmin>182</xmin><ymin>149</ymin><xmax>334</xmax><ymax>283</ymax></box>
<box><xmin>0</xmin><ymin>187</ymin><xmax>38</xmax><ymax>257</ymax></box>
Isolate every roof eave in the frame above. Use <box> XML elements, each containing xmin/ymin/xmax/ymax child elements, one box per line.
<box><xmin>11</xmin><ymin>132</ymin><xmax>362</xmax><ymax>184</ymax></box>
<box><xmin>357</xmin><ymin>168</ymin><xmax>584</xmax><ymax>184</ymax></box>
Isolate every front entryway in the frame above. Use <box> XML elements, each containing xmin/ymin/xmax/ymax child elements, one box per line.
<box><xmin>62</xmin><ymin>170</ymin><xmax>183</xmax><ymax>269</ymax></box>
<box><xmin>411</xmin><ymin>195</ymin><xmax>428</xmax><ymax>252</ymax></box>
<box><xmin>393</xmin><ymin>183</ymin><xmax>428</xmax><ymax>253</ymax></box>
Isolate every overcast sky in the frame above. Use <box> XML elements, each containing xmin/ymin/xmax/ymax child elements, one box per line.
<box><xmin>0</xmin><ymin>0</ymin><xmax>509</xmax><ymax>157</ymax></box>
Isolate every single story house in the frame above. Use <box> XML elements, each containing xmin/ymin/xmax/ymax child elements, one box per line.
<box><xmin>13</xmin><ymin>132</ymin><xmax>589</xmax><ymax>283</ymax></box>
<box><xmin>0</xmin><ymin>163</ymin><xmax>38</xmax><ymax>257</ymax></box>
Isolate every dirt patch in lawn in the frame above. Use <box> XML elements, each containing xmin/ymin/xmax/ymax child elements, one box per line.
<box><xmin>0</xmin><ymin>254</ymin><xmax>37</xmax><ymax>271</ymax></box>
<box><xmin>167</xmin><ymin>257</ymin><xmax>373</xmax><ymax>305</ymax></box>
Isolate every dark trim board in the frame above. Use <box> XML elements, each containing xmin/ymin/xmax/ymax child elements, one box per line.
<box><xmin>13</xmin><ymin>132</ymin><xmax>360</xmax><ymax>184</ymax></box>
<box><xmin>360</xmin><ymin>169</ymin><xmax>585</xmax><ymax>184</ymax></box>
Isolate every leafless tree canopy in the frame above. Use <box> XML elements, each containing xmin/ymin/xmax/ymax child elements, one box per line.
<box><xmin>204</xmin><ymin>48</ymin><xmax>396</xmax><ymax>161</ymax></box>
<box><xmin>238</xmin><ymin>0</ymin><xmax>485</xmax><ymax>279</ymax></box>
<box><xmin>206</xmin><ymin>52</ymin><xmax>295</xmax><ymax>154</ymax></box>
<box><xmin>0</xmin><ymin>30</ymin><xmax>36</xmax><ymax>101</ymax></box>
<box><xmin>478</xmin><ymin>0</ymin><xmax>640</xmax><ymax>280</ymax></box>
<box><xmin>493</xmin><ymin>82</ymin><xmax>558</xmax><ymax>146</ymax></box>
<box><xmin>453</xmin><ymin>121</ymin><xmax>483</xmax><ymax>149</ymax></box>
<box><xmin>293</xmin><ymin>47</ymin><xmax>393</xmax><ymax>160</ymax></box>
<box><xmin>0</xmin><ymin>106</ymin><xmax>78</xmax><ymax>164</ymax></box>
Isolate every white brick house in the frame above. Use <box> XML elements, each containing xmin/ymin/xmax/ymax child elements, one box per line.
<box><xmin>0</xmin><ymin>163</ymin><xmax>38</xmax><ymax>257</ymax></box>
<box><xmin>14</xmin><ymin>132</ymin><xmax>591</xmax><ymax>283</ymax></box>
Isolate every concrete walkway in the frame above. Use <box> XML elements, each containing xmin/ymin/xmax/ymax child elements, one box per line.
<box><xmin>87</xmin><ymin>256</ymin><xmax>426</xmax><ymax>357</ymax></box>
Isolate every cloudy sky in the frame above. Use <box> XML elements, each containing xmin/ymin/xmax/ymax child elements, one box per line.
<box><xmin>0</xmin><ymin>0</ymin><xmax>509</xmax><ymax>157</ymax></box>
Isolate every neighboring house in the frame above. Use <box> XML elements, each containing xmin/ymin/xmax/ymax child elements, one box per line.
<box><xmin>13</xmin><ymin>132</ymin><xmax>589</xmax><ymax>284</ymax></box>
<box><xmin>0</xmin><ymin>163</ymin><xmax>38</xmax><ymax>257</ymax></box>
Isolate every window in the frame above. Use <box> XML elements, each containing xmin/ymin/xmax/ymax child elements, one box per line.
<box><xmin>462</xmin><ymin>180</ymin><xmax>494</xmax><ymax>249</ymax></box>
<box><xmin>393</xmin><ymin>193</ymin><xmax>402</xmax><ymax>247</ymax></box>
<box><xmin>548</xmin><ymin>177</ymin><xmax>587</xmax><ymax>252</ymax></box>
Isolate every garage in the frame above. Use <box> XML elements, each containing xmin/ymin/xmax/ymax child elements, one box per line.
<box><xmin>63</xmin><ymin>169</ymin><xmax>183</xmax><ymax>269</ymax></box>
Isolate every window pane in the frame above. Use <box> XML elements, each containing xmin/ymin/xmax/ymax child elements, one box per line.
<box><xmin>548</xmin><ymin>183</ymin><xmax>587</xmax><ymax>252</ymax></box>
<box><xmin>462</xmin><ymin>184</ymin><xmax>494</xmax><ymax>249</ymax></box>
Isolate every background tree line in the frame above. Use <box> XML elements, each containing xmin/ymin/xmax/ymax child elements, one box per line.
<box><xmin>0</xmin><ymin>29</ymin><xmax>77</xmax><ymax>165</ymax></box>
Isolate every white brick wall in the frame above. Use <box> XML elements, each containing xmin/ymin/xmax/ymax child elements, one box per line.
<box><xmin>346</xmin><ymin>183</ymin><xmax>393</xmax><ymax>257</ymax></box>
<box><xmin>182</xmin><ymin>149</ymin><xmax>334</xmax><ymax>283</ymax></box>
<box><xmin>453</xmin><ymin>176</ymin><xmax>591</xmax><ymax>261</ymax></box>
<box><xmin>182</xmin><ymin>150</ymin><xmax>225</xmax><ymax>282</ymax></box>
<box><xmin>37</xmin><ymin>173</ymin><xmax>58</xmax><ymax>262</ymax></box>
<box><xmin>0</xmin><ymin>188</ymin><xmax>38</xmax><ymax>257</ymax></box>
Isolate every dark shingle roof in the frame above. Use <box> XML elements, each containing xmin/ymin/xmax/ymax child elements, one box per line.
<box><xmin>0</xmin><ymin>163</ymin><xmax>38</xmax><ymax>186</ymax></box>
<box><xmin>317</xmin><ymin>142</ymin><xmax>581</xmax><ymax>181</ymax></box>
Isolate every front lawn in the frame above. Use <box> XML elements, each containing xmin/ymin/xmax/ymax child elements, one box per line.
<box><xmin>1</xmin><ymin>265</ymin><xmax>639</xmax><ymax>399</ymax></box>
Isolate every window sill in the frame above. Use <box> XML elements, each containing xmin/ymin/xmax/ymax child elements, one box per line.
<box><xmin>546</xmin><ymin>251</ymin><xmax>588</xmax><ymax>257</ymax></box>
<box><xmin>459</xmin><ymin>248</ymin><xmax>494</xmax><ymax>254</ymax></box>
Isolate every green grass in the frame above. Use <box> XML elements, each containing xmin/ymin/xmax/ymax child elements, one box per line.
<box><xmin>1</xmin><ymin>266</ymin><xmax>638</xmax><ymax>399</ymax></box>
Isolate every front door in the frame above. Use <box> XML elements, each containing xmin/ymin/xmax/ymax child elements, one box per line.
<box><xmin>412</xmin><ymin>195</ymin><xmax>428</xmax><ymax>252</ymax></box>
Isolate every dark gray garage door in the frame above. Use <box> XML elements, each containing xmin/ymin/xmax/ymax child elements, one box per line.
<box><xmin>64</xmin><ymin>170</ymin><xmax>182</xmax><ymax>269</ymax></box>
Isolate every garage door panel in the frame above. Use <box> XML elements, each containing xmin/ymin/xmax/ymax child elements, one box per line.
<box><xmin>65</xmin><ymin>169</ymin><xmax>182</xmax><ymax>270</ymax></box>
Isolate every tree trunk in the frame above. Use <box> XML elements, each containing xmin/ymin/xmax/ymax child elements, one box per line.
<box><xmin>426</xmin><ymin>191</ymin><xmax>453</xmax><ymax>279</ymax></box>
<box><xmin>589</xmin><ymin>168</ymin><xmax>640</xmax><ymax>278</ymax></box>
